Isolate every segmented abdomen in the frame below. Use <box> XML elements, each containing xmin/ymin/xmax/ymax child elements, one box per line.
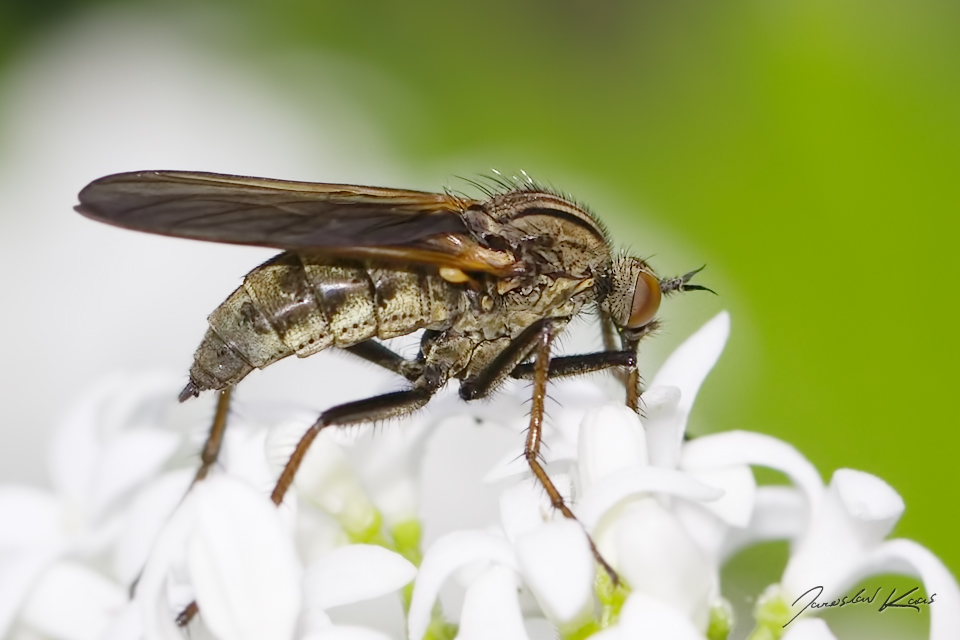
<box><xmin>187</xmin><ymin>252</ymin><xmax>461</xmax><ymax>392</ymax></box>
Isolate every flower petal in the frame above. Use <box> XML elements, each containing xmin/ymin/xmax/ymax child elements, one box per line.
<box><xmin>303</xmin><ymin>625</ymin><xmax>395</xmax><ymax>640</ymax></box>
<box><xmin>832</xmin><ymin>468</ymin><xmax>904</xmax><ymax>542</ymax></box>
<box><xmin>616</xmin><ymin>592</ymin><xmax>709</xmax><ymax>639</ymax></box>
<box><xmin>0</xmin><ymin>486</ymin><xmax>63</xmax><ymax>549</ymax></box>
<box><xmin>426</xmin><ymin>382</ymin><xmax>527</xmax><ymax>433</ymax></box>
<box><xmin>639</xmin><ymin>386</ymin><xmax>682</xmax><ymax>469</ymax></box>
<box><xmin>97</xmin><ymin>372</ymin><xmax>186</xmax><ymax>437</ymax></box>
<box><xmin>187</xmin><ymin>475</ymin><xmax>302</xmax><ymax>640</ymax></box>
<box><xmin>49</xmin><ymin>377</ymin><xmax>114</xmax><ymax>511</ymax></box>
<box><xmin>586</xmin><ymin>627</ymin><xmax>629</xmax><ymax>640</ymax></box>
<box><xmin>267</xmin><ymin>422</ymin><xmax>376</xmax><ymax>535</ymax></box>
<box><xmin>99</xmin><ymin>601</ymin><xmax>143</xmax><ymax>640</ymax></box>
<box><xmin>718</xmin><ymin>486</ymin><xmax>806</xmax><ymax>561</ymax></box>
<box><xmin>408</xmin><ymin>530</ymin><xmax>517</xmax><ymax>640</ymax></box>
<box><xmin>681</xmin><ymin>431</ymin><xmax>824</xmax><ymax>515</ymax></box>
<box><xmin>684</xmin><ymin>464</ymin><xmax>755</xmax><ymax>527</ymax></box>
<box><xmin>304</xmin><ymin>544</ymin><xmax>416</xmax><ymax>610</ymax></box>
<box><xmin>649</xmin><ymin>311</ymin><xmax>730</xmax><ymax>432</ymax></box>
<box><xmin>781</xmin><ymin>617</ymin><xmax>838</xmax><ymax>640</ymax></box>
<box><xmin>858</xmin><ymin>539</ymin><xmax>960</xmax><ymax>640</ymax></box>
<box><xmin>90</xmin><ymin>426</ymin><xmax>181</xmax><ymax>520</ymax></box>
<box><xmin>782</xmin><ymin>469</ymin><xmax>904</xmax><ymax>600</ymax></box>
<box><xmin>0</xmin><ymin>546</ymin><xmax>63</xmax><ymax>638</ymax></box>
<box><xmin>113</xmin><ymin>469</ymin><xmax>193</xmax><ymax>586</ymax></box>
<box><xmin>482</xmin><ymin>380</ymin><xmax>605</xmax><ymax>482</ymax></box>
<box><xmin>49</xmin><ymin>373</ymin><xmax>184</xmax><ymax>514</ymax></box>
<box><xmin>483</xmin><ymin>450</ymin><xmax>534</xmax><ymax>483</ymax></box>
<box><xmin>455</xmin><ymin>564</ymin><xmax>529</xmax><ymax>640</ymax></box>
<box><xmin>514</xmin><ymin>520</ymin><xmax>594</xmax><ymax>629</ymax></box>
<box><xmin>671</xmin><ymin>465</ymin><xmax>759</xmax><ymax>565</ymax></box>
<box><xmin>20</xmin><ymin>561</ymin><xmax>126</xmax><ymax>640</ymax></box>
<box><xmin>539</xmin><ymin>379</ymin><xmax>612</xmax><ymax>445</ymax></box>
<box><xmin>135</xmin><ymin>497</ymin><xmax>194</xmax><ymax>640</ymax></box>
<box><xmin>577</xmin><ymin>403</ymin><xmax>648</xmax><ymax>492</ymax></box>
<box><xmin>348</xmin><ymin>415</ymin><xmax>432</xmax><ymax>524</ymax></box>
<box><xmin>577</xmin><ymin>466</ymin><xmax>723</xmax><ymax>530</ymax></box>
<box><xmin>615</xmin><ymin>501</ymin><xmax>714</xmax><ymax>631</ymax></box>
<box><xmin>222</xmin><ymin>422</ymin><xmax>281</xmax><ymax>495</ymax></box>
<box><xmin>499</xmin><ymin>477</ymin><xmax>569</xmax><ymax>544</ymax></box>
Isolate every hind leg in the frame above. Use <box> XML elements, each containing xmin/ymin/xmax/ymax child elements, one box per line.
<box><xmin>129</xmin><ymin>386</ymin><xmax>233</xmax><ymax>599</ymax></box>
<box><xmin>177</xmin><ymin>379</ymin><xmax>439</xmax><ymax>627</ymax></box>
<box><xmin>192</xmin><ymin>386</ymin><xmax>233</xmax><ymax>484</ymax></box>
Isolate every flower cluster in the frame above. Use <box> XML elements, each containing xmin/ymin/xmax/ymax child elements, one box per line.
<box><xmin>1</xmin><ymin>312</ymin><xmax>956</xmax><ymax>640</ymax></box>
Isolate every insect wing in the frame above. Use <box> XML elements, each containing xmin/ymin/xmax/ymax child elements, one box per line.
<box><xmin>76</xmin><ymin>170</ymin><xmax>480</xmax><ymax>247</ymax></box>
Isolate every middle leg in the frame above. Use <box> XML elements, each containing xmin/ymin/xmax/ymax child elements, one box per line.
<box><xmin>341</xmin><ymin>338</ymin><xmax>426</xmax><ymax>382</ymax></box>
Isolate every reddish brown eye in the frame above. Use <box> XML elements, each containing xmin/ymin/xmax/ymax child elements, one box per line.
<box><xmin>627</xmin><ymin>271</ymin><xmax>662</xmax><ymax>328</ymax></box>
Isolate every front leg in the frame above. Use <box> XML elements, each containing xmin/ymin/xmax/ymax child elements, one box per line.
<box><xmin>509</xmin><ymin>350</ymin><xmax>636</xmax><ymax>380</ymax></box>
<box><xmin>459</xmin><ymin>320</ymin><xmax>618</xmax><ymax>582</ymax></box>
<box><xmin>600</xmin><ymin>311</ymin><xmax>629</xmax><ymax>386</ymax></box>
<box><xmin>458</xmin><ymin>319</ymin><xmax>555</xmax><ymax>401</ymax></box>
<box><xmin>522</xmin><ymin>320</ymin><xmax>619</xmax><ymax>583</ymax></box>
<box><xmin>619</xmin><ymin>320</ymin><xmax>661</xmax><ymax>412</ymax></box>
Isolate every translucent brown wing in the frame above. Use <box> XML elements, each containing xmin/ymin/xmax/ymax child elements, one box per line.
<box><xmin>75</xmin><ymin>171</ymin><xmax>519</xmax><ymax>275</ymax></box>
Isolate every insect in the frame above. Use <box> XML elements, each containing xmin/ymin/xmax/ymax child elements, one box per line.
<box><xmin>75</xmin><ymin>170</ymin><xmax>710</xmax><ymax>624</ymax></box>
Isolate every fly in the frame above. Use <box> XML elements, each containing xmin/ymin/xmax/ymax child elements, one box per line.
<box><xmin>75</xmin><ymin>169</ymin><xmax>711</xmax><ymax>625</ymax></box>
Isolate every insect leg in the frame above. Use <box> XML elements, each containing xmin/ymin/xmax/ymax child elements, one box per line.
<box><xmin>509</xmin><ymin>350</ymin><xmax>636</xmax><ymax>380</ymax></box>
<box><xmin>458</xmin><ymin>319</ymin><xmax>553</xmax><ymax>401</ymax></box>
<box><xmin>193</xmin><ymin>386</ymin><xmax>233</xmax><ymax>484</ymax></box>
<box><xmin>600</xmin><ymin>311</ymin><xmax>621</xmax><ymax>353</ymax></box>
<box><xmin>599</xmin><ymin>312</ymin><xmax>631</xmax><ymax>389</ymax></box>
<box><xmin>621</xmin><ymin>320</ymin><xmax>660</xmax><ymax>412</ymax></box>
<box><xmin>342</xmin><ymin>339</ymin><xmax>424</xmax><ymax>382</ymax></box>
<box><xmin>523</xmin><ymin>321</ymin><xmax>620</xmax><ymax>583</ymax></box>
<box><xmin>176</xmin><ymin>384</ymin><xmax>436</xmax><ymax>627</ymax></box>
<box><xmin>269</xmin><ymin>387</ymin><xmax>434</xmax><ymax>505</ymax></box>
<box><xmin>129</xmin><ymin>387</ymin><xmax>234</xmax><ymax>600</ymax></box>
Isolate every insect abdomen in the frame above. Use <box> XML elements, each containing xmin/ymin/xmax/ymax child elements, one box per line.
<box><xmin>186</xmin><ymin>253</ymin><xmax>461</xmax><ymax>393</ymax></box>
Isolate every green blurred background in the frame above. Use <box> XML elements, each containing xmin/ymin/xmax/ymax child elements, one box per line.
<box><xmin>1</xmin><ymin>0</ymin><xmax>957</xmax><ymax>634</ymax></box>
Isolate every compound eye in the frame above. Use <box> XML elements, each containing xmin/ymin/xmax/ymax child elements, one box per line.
<box><xmin>626</xmin><ymin>271</ymin><xmax>661</xmax><ymax>329</ymax></box>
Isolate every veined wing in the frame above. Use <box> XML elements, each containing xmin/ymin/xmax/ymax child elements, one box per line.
<box><xmin>75</xmin><ymin>171</ymin><xmax>519</xmax><ymax>275</ymax></box>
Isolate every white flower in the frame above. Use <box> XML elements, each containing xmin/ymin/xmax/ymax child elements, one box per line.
<box><xmin>780</xmin><ymin>617</ymin><xmax>839</xmax><ymax>640</ymax></box>
<box><xmin>408</xmin><ymin>477</ymin><xmax>597</xmax><ymax>640</ymax></box>
<box><xmin>574</xmin><ymin>403</ymin><xmax>724</xmax><ymax>630</ymax></box>
<box><xmin>588</xmin><ymin>593</ymin><xmax>710</xmax><ymax>640</ymax></box>
<box><xmin>6</xmin><ymin>311</ymin><xmax>957</xmax><ymax>640</ymax></box>
<box><xmin>616</xmin><ymin>313</ymin><xmax>959</xmax><ymax>640</ymax></box>
<box><xmin>263</xmin><ymin>381</ymin><xmax>527</xmax><ymax>549</ymax></box>
<box><xmin>1</xmin><ymin>374</ymin><xmax>421</xmax><ymax>640</ymax></box>
<box><xmin>136</xmin><ymin>474</ymin><xmax>418</xmax><ymax>640</ymax></box>
<box><xmin>758</xmin><ymin>467</ymin><xmax>960</xmax><ymax>639</ymax></box>
<box><xmin>408</xmin><ymin>314</ymin><xmax>737</xmax><ymax>637</ymax></box>
<box><xmin>568</xmin><ymin>313</ymin><xmax>740</xmax><ymax>631</ymax></box>
<box><xmin>0</xmin><ymin>373</ymin><xmax>183</xmax><ymax>640</ymax></box>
